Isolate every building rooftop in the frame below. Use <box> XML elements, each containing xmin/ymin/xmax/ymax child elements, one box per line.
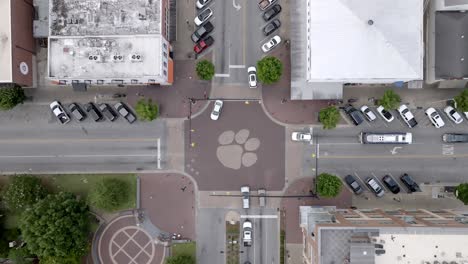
<box><xmin>48</xmin><ymin>35</ymin><xmax>163</xmax><ymax>79</ymax></box>
<box><xmin>0</xmin><ymin>0</ymin><xmax>12</xmax><ymax>83</ymax></box>
<box><xmin>49</xmin><ymin>0</ymin><xmax>161</xmax><ymax>36</ymax></box>
<box><xmin>306</xmin><ymin>0</ymin><xmax>423</xmax><ymax>83</ymax></box>
<box><xmin>435</xmin><ymin>11</ymin><xmax>468</xmax><ymax>79</ymax></box>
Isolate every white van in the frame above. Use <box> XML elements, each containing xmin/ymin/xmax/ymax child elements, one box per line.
<box><xmin>241</xmin><ymin>186</ymin><xmax>250</xmax><ymax>209</ymax></box>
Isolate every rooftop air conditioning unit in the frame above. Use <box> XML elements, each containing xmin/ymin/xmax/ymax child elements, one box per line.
<box><xmin>111</xmin><ymin>55</ymin><xmax>124</xmax><ymax>62</ymax></box>
<box><xmin>129</xmin><ymin>54</ymin><xmax>143</xmax><ymax>62</ymax></box>
<box><xmin>88</xmin><ymin>55</ymin><xmax>102</xmax><ymax>62</ymax></box>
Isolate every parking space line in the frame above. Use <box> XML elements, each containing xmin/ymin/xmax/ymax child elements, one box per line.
<box><xmin>259</xmin><ymin>35</ymin><xmax>271</xmax><ymax>44</ymax></box>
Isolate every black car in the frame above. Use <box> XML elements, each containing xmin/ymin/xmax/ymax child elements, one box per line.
<box><xmin>68</xmin><ymin>103</ymin><xmax>86</xmax><ymax>121</ymax></box>
<box><xmin>400</xmin><ymin>173</ymin><xmax>421</xmax><ymax>193</ymax></box>
<box><xmin>344</xmin><ymin>104</ymin><xmax>364</xmax><ymax>126</ymax></box>
<box><xmin>263</xmin><ymin>4</ymin><xmax>281</xmax><ymax>21</ymax></box>
<box><xmin>191</xmin><ymin>21</ymin><xmax>214</xmax><ymax>42</ymax></box>
<box><xmin>263</xmin><ymin>19</ymin><xmax>281</xmax><ymax>36</ymax></box>
<box><xmin>344</xmin><ymin>175</ymin><xmax>363</xmax><ymax>195</ymax></box>
<box><xmin>84</xmin><ymin>103</ymin><xmax>103</xmax><ymax>122</ymax></box>
<box><xmin>99</xmin><ymin>103</ymin><xmax>118</xmax><ymax>122</ymax></box>
<box><xmin>382</xmin><ymin>175</ymin><xmax>400</xmax><ymax>194</ymax></box>
<box><xmin>114</xmin><ymin>102</ymin><xmax>137</xmax><ymax>124</ymax></box>
<box><xmin>442</xmin><ymin>133</ymin><xmax>468</xmax><ymax>143</ymax></box>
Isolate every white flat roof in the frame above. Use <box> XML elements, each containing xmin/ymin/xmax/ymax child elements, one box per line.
<box><xmin>48</xmin><ymin>35</ymin><xmax>163</xmax><ymax>79</ymax></box>
<box><xmin>0</xmin><ymin>0</ymin><xmax>12</xmax><ymax>83</ymax></box>
<box><xmin>307</xmin><ymin>0</ymin><xmax>424</xmax><ymax>82</ymax></box>
<box><xmin>375</xmin><ymin>232</ymin><xmax>468</xmax><ymax>263</ymax></box>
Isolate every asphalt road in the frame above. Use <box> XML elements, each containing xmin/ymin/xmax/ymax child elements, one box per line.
<box><xmin>297</xmin><ymin>106</ymin><xmax>468</xmax><ymax>188</ymax></box>
<box><xmin>0</xmin><ymin>106</ymin><xmax>165</xmax><ymax>173</ymax></box>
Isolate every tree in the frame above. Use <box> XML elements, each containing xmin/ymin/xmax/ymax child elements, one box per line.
<box><xmin>319</xmin><ymin>106</ymin><xmax>340</xmax><ymax>129</ymax></box>
<box><xmin>316</xmin><ymin>173</ymin><xmax>342</xmax><ymax>198</ymax></box>
<box><xmin>195</xmin><ymin>60</ymin><xmax>215</xmax><ymax>80</ymax></box>
<box><xmin>456</xmin><ymin>183</ymin><xmax>468</xmax><ymax>205</ymax></box>
<box><xmin>454</xmin><ymin>89</ymin><xmax>468</xmax><ymax>112</ymax></box>
<box><xmin>135</xmin><ymin>98</ymin><xmax>159</xmax><ymax>121</ymax></box>
<box><xmin>256</xmin><ymin>56</ymin><xmax>283</xmax><ymax>84</ymax></box>
<box><xmin>0</xmin><ymin>85</ymin><xmax>26</xmax><ymax>110</ymax></box>
<box><xmin>2</xmin><ymin>175</ymin><xmax>48</xmax><ymax>211</ymax></box>
<box><xmin>379</xmin><ymin>90</ymin><xmax>401</xmax><ymax>109</ymax></box>
<box><xmin>166</xmin><ymin>255</ymin><xmax>196</xmax><ymax>264</ymax></box>
<box><xmin>19</xmin><ymin>192</ymin><xmax>90</xmax><ymax>259</ymax></box>
<box><xmin>8</xmin><ymin>247</ymin><xmax>34</xmax><ymax>264</ymax></box>
<box><xmin>89</xmin><ymin>178</ymin><xmax>130</xmax><ymax>211</ymax></box>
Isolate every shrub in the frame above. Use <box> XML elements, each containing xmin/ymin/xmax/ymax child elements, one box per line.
<box><xmin>195</xmin><ymin>60</ymin><xmax>215</xmax><ymax>80</ymax></box>
<box><xmin>456</xmin><ymin>183</ymin><xmax>468</xmax><ymax>205</ymax></box>
<box><xmin>135</xmin><ymin>98</ymin><xmax>159</xmax><ymax>121</ymax></box>
<box><xmin>454</xmin><ymin>89</ymin><xmax>468</xmax><ymax>112</ymax></box>
<box><xmin>316</xmin><ymin>173</ymin><xmax>343</xmax><ymax>198</ymax></box>
<box><xmin>0</xmin><ymin>85</ymin><xmax>26</xmax><ymax>110</ymax></box>
<box><xmin>379</xmin><ymin>90</ymin><xmax>401</xmax><ymax>109</ymax></box>
<box><xmin>256</xmin><ymin>56</ymin><xmax>283</xmax><ymax>84</ymax></box>
<box><xmin>319</xmin><ymin>106</ymin><xmax>340</xmax><ymax>129</ymax></box>
<box><xmin>2</xmin><ymin>175</ymin><xmax>48</xmax><ymax>211</ymax></box>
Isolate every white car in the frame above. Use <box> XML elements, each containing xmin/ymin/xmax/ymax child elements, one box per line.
<box><xmin>241</xmin><ymin>186</ymin><xmax>250</xmax><ymax>209</ymax></box>
<box><xmin>261</xmin><ymin>35</ymin><xmax>281</xmax><ymax>53</ymax></box>
<box><xmin>360</xmin><ymin>105</ymin><xmax>376</xmax><ymax>121</ymax></box>
<box><xmin>291</xmin><ymin>132</ymin><xmax>312</xmax><ymax>142</ymax></box>
<box><xmin>426</xmin><ymin>107</ymin><xmax>445</xmax><ymax>128</ymax></box>
<box><xmin>196</xmin><ymin>0</ymin><xmax>212</xmax><ymax>9</ymax></box>
<box><xmin>247</xmin><ymin>66</ymin><xmax>257</xmax><ymax>88</ymax></box>
<box><xmin>50</xmin><ymin>101</ymin><xmax>71</xmax><ymax>124</ymax></box>
<box><xmin>194</xmin><ymin>8</ymin><xmax>213</xmax><ymax>26</ymax></box>
<box><xmin>397</xmin><ymin>104</ymin><xmax>418</xmax><ymax>128</ymax></box>
<box><xmin>243</xmin><ymin>220</ymin><xmax>252</xmax><ymax>246</ymax></box>
<box><xmin>464</xmin><ymin>112</ymin><xmax>468</xmax><ymax>120</ymax></box>
<box><xmin>376</xmin><ymin>106</ymin><xmax>394</xmax><ymax>122</ymax></box>
<box><xmin>444</xmin><ymin>106</ymin><xmax>463</xmax><ymax>124</ymax></box>
<box><xmin>210</xmin><ymin>100</ymin><xmax>223</xmax><ymax>120</ymax></box>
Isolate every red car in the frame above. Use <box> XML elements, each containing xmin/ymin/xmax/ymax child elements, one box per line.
<box><xmin>194</xmin><ymin>36</ymin><xmax>214</xmax><ymax>54</ymax></box>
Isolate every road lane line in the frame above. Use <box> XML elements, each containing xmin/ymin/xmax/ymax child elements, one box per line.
<box><xmin>0</xmin><ymin>138</ymin><xmax>158</xmax><ymax>144</ymax></box>
<box><xmin>157</xmin><ymin>138</ymin><xmax>161</xmax><ymax>169</ymax></box>
<box><xmin>320</xmin><ymin>153</ymin><xmax>468</xmax><ymax>159</ymax></box>
<box><xmin>240</xmin><ymin>215</ymin><xmax>278</xmax><ymax>219</ymax></box>
<box><xmin>0</xmin><ymin>154</ymin><xmax>157</xmax><ymax>158</ymax></box>
<box><xmin>214</xmin><ymin>73</ymin><xmax>230</xmax><ymax>77</ymax></box>
<box><xmin>229</xmin><ymin>65</ymin><xmax>246</xmax><ymax>68</ymax></box>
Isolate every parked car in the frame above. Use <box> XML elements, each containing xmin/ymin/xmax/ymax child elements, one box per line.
<box><xmin>360</xmin><ymin>105</ymin><xmax>376</xmax><ymax>122</ymax></box>
<box><xmin>243</xmin><ymin>220</ymin><xmax>252</xmax><ymax>247</ymax></box>
<box><xmin>344</xmin><ymin>104</ymin><xmax>364</xmax><ymax>126</ymax></box>
<box><xmin>196</xmin><ymin>0</ymin><xmax>212</xmax><ymax>9</ymax></box>
<box><xmin>344</xmin><ymin>175</ymin><xmax>363</xmax><ymax>195</ymax></box>
<box><xmin>210</xmin><ymin>100</ymin><xmax>224</xmax><ymax>120</ymax></box>
<box><xmin>191</xmin><ymin>21</ymin><xmax>214</xmax><ymax>42</ymax></box>
<box><xmin>442</xmin><ymin>133</ymin><xmax>468</xmax><ymax>143</ymax></box>
<box><xmin>84</xmin><ymin>102</ymin><xmax>103</xmax><ymax>122</ymax></box>
<box><xmin>114</xmin><ymin>102</ymin><xmax>136</xmax><ymax>124</ymax></box>
<box><xmin>50</xmin><ymin>101</ymin><xmax>71</xmax><ymax>124</ymax></box>
<box><xmin>444</xmin><ymin>106</ymin><xmax>463</xmax><ymax>124</ymax></box>
<box><xmin>99</xmin><ymin>103</ymin><xmax>118</xmax><ymax>122</ymax></box>
<box><xmin>241</xmin><ymin>186</ymin><xmax>250</xmax><ymax>209</ymax></box>
<box><xmin>263</xmin><ymin>19</ymin><xmax>281</xmax><ymax>36</ymax></box>
<box><xmin>291</xmin><ymin>132</ymin><xmax>312</xmax><ymax>142</ymax></box>
<box><xmin>258</xmin><ymin>0</ymin><xmax>277</xmax><ymax>10</ymax></box>
<box><xmin>194</xmin><ymin>8</ymin><xmax>213</xmax><ymax>26</ymax></box>
<box><xmin>425</xmin><ymin>107</ymin><xmax>445</xmax><ymax>128</ymax></box>
<box><xmin>68</xmin><ymin>103</ymin><xmax>86</xmax><ymax>122</ymax></box>
<box><xmin>397</xmin><ymin>104</ymin><xmax>418</xmax><ymax>128</ymax></box>
<box><xmin>258</xmin><ymin>188</ymin><xmax>266</xmax><ymax>207</ymax></box>
<box><xmin>400</xmin><ymin>173</ymin><xmax>421</xmax><ymax>193</ymax></box>
<box><xmin>365</xmin><ymin>177</ymin><xmax>385</xmax><ymax>197</ymax></box>
<box><xmin>261</xmin><ymin>35</ymin><xmax>281</xmax><ymax>53</ymax></box>
<box><xmin>376</xmin><ymin>106</ymin><xmax>394</xmax><ymax>122</ymax></box>
<box><xmin>382</xmin><ymin>175</ymin><xmax>400</xmax><ymax>194</ymax></box>
<box><xmin>194</xmin><ymin>36</ymin><xmax>214</xmax><ymax>54</ymax></box>
<box><xmin>247</xmin><ymin>66</ymin><xmax>257</xmax><ymax>88</ymax></box>
<box><xmin>263</xmin><ymin>4</ymin><xmax>281</xmax><ymax>21</ymax></box>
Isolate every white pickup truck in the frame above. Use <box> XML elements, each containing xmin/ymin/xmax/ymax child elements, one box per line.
<box><xmin>243</xmin><ymin>220</ymin><xmax>252</xmax><ymax>247</ymax></box>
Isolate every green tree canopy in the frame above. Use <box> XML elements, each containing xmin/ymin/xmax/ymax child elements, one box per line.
<box><xmin>454</xmin><ymin>89</ymin><xmax>468</xmax><ymax>112</ymax></box>
<box><xmin>20</xmin><ymin>192</ymin><xmax>90</xmax><ymax>259</ymax></box>
<box><xmin>0</xmin><ymin>85</ymin><xmax>26</xmax><ymax>110</ymax></box>
<box><xmin>195</xmin><ymin>60</ymin><xmax>215</xmax><ymax>80</ymax></box>
<box><xmin>316</xmin><ymin>173</ymin><xmax>343</xmax><ymax>198</ymax></box>
<box><xmin>135</xmin><ymin>98</ymin><xmax>159</xmax><ymax>121</ymax></box>
<box><xmin>379</xmin><ymin>90</ymin><xmax>401</xmax><ymax>109</ymax></box>
<box><xmin>256</xmin><ymin>56</ymin><xmax>283</xmax><ymax>84</ymax></box>
<box><xmin>89</xmin><ymin>178</ymin><xmax>130</xmax><ymax>211</ymax></box>
<box><xmin>456</xmin><ymin>183</ymin><xmax>468</xmax><ymax>205</ymax></box>
<box><xmin>166</xmin><ymin>255</ymin><xmax>196</xmax><ymax>264</ymax></box>
<box><xmin>8</xmin><ymin>247</ymin><xmax>34</xmax><ymax>264</ymax></box>
<box><xmin>319</xmin><ymin>106</ymin><xmax>340</xmax><ymax>129</ymax></box>
<box><xmin>2</xmin><ymin>175</ymin><xmax>48</xmax><ymax>211</ymax></box>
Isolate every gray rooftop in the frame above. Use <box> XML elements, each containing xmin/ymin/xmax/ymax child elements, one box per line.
<box><xmin>435</xmin><ymin>11</ymin><xmax>468</xmax><ymax>79</ymax></box>
<box><xmin>49</xmin><ymin>0</ymin><xmax>161</xmax><ymax>36</ymax></box>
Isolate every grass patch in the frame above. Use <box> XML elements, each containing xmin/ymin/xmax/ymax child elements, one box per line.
<box><xmin>43</xmin><ymin>174</ymin><xmax>137</xmax><ymax>211</ymax></box>
<box><xmin>172</xmin><ymin>242</ymin><xmax>196</xmax><ymax>259</ymax></box>
<box><xmin>226</xmin><ymin>222</ymin><xmax>240</xmax><ymax>264</ymax></box>
<box><xmin>280</xmin><ymin>230</ymin><xmax>285</xmax><ymax>264</ymax></box>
